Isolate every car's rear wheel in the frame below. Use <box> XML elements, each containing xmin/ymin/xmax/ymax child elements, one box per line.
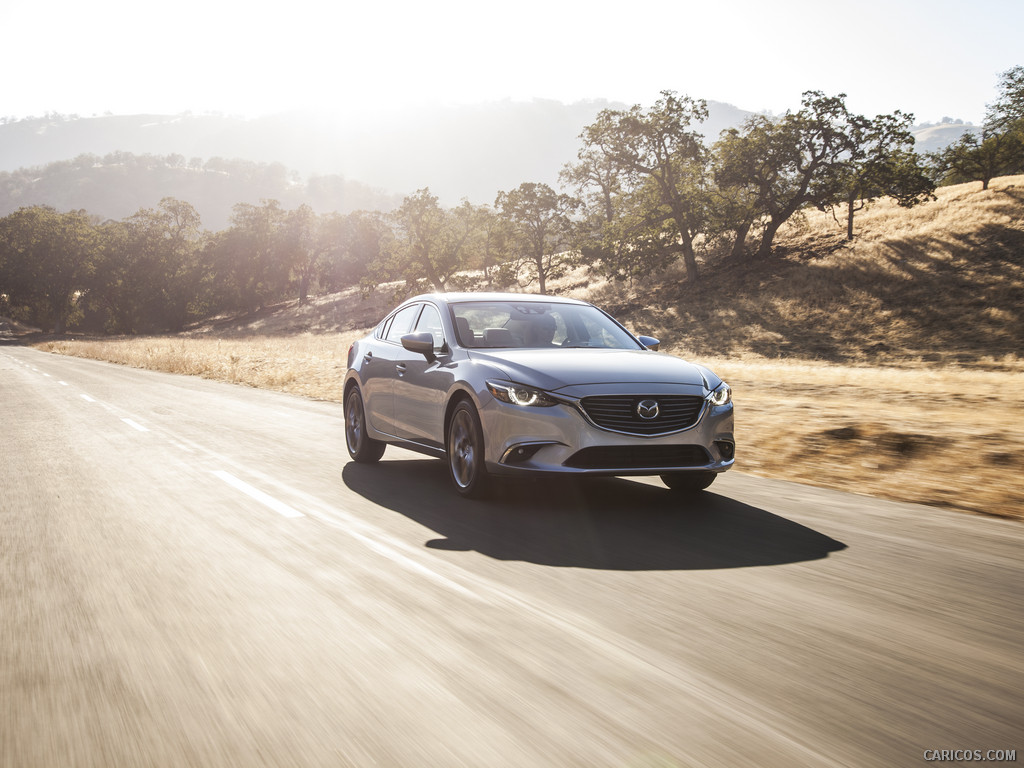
<box><xmin>345</xmin><ymin>386</ymin><xmax>385</xmax><ymax>463</ymax></box>
<box><xmin>661</xmin><ymin>471</ymin><xmax>716</xmax><ymax>493</ymax></box>
<box><xmin>447</xmin><ymin>400</ymin><xmax>490</xmax><ymax>498</ymax></box>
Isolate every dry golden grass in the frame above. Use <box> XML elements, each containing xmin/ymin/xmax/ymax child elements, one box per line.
<box><xmin>35</xmin><ymin>176</ymin><xmax>1024</xmax><ymax>520</ymax></box>
<box><xmin>701</xmin><ymin>357</ymin><xmax>1024</xmax><ymax>519</ymax></box>
<box><xmin>39</xmin><ymin>334</ymin><xmax>364</xmax><ymax>402</ymax></box>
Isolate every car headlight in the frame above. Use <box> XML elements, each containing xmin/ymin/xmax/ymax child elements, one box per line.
<box><xmin>707</xmin><ymin>382</ymin><xmax>732</xmax><ymax>407</ymax></box>
<box><xmin>486</xmin><ymin>381</ymin><xmax>558</xmax><ymax>407</ymax></box>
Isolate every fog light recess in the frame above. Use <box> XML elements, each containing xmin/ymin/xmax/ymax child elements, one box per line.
<box><xmin>503</xmin><ymin>443</ymin><xmax>548</xmax><ymax>464</ymax></box>
<box><xmin>715</xmin><ymin>441</ymin><xmax>736</xmax><ymax>461</ymax></box>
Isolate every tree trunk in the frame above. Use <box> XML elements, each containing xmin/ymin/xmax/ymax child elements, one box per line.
<box><xmin>729</xmin><ymin>221</ymin><xmax>751</xmax><ymax>260</ymax></box>
<box><xmin>418</xmin><ymin>250</ymin><xmax>445</xmax><ymax>292</ymax></box>
<box><xmin>50</xmin><ymin>292</ymin><xmax>70</xmax><ymax>334</ymax></box>
<box><xmin>757</xmin><ymin>218</ymin><xmax>783</xmax><ymax>259</ymax></box>
<box><xmin>680</xmin><ymin>238</ymin><xmax>699</xmax><ymax>283</ymax></box>
<box><xmin>847</xmin><ymin>192</ymin><xmax>856</xmax><ymax>241</ymax></box>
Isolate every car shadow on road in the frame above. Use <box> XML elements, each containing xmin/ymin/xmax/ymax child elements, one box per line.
<box><xmin>342</xmin><ymin>460</ymin><xmax>847</xmax><ymax>570</ymax></box>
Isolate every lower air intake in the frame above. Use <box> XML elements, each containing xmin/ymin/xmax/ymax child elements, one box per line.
<box><xmin>564</xmin><ymin>445</ymin><xmax>711</xmax><ymax>470</ymax></box>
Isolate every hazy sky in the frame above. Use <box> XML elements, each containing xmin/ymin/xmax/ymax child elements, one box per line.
<box><xmin>2</xmin><ymin>0</ymin><xmax>1019</xmax><ymax>124</ymax></box>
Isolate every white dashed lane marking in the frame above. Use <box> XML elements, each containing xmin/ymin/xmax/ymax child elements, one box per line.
<box><xmin>212</xmin><ymin>470</ymin><xmax>304</xmax><ymax>518</ymax></box>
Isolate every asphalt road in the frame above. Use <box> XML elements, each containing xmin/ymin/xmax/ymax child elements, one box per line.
<box><xmin>1</xmin><ymin>344</ymin><xmax>1021</xmax><ymax>768</ymax></box>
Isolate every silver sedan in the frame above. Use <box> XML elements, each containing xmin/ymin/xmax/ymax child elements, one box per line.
<box><xmin>343</xmin><ymin>293</ymin><xmax>734</xmax><ymax>498</ymax></box>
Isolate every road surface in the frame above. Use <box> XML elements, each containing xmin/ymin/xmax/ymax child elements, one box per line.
<box><xmin>1</xmin><ymin>344</ymin><xmax>1021</xmax><ymax>768</ymax></box>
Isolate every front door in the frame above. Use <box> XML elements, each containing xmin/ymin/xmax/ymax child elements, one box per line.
<box><xmin>394</xmin><ymin>303</ymin><xmax>451</xmax><ymax>447</ymax></box>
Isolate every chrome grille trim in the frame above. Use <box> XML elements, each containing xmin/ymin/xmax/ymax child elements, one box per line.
<box><xmin>577</xmin><ymin>395</ymin><xmax>706</xmax><ymax>436</ymax></box>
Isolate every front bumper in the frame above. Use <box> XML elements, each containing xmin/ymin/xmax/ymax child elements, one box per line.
<box><xmin>478</xmin><ymin>395</ymin><xmax>735</xmax><ymax>477</ymax></box>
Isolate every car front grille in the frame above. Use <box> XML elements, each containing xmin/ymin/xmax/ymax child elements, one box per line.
<box><xmin>578</xmin><ymin>395</ymin><xmax>705</xmax><ymax>435</ymax></box>
<box><xmin>564</xmin><ymin>445</ymin><xmax>712</xmax><ymax>470</ymax></box>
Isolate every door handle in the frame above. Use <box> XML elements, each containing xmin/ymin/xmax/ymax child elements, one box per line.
<box><xmin>363</xmin><ymin>351</ymin><xmax>373</xmax><ymax>364</ymax></box>
<box><xmin>395</xmin><ymin>363</ymin><xmax>408</xmax><ymax>375</ymax></box>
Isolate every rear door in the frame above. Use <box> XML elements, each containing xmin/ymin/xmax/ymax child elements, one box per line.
<box><xmin>361</xmin><ymin>303</ymin><xmax>421</xmax><ymax>436</ymax></box>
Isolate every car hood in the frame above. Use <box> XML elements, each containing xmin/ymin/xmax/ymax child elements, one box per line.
<box><xmin>467</xmin><ymin>348</ymin><xmax>713</xmax><ymax>394</ymax></box>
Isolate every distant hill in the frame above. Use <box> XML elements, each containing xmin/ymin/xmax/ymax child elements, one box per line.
<box><xmin>909</xmin><ymin>120</ymin><xmax>982</xmax><ymax>154</ymax></box>
<box><xmin>0</xmin><ymin>101</ymin><xmax>977</xmax><ymax>228</ymax></box>
<box><xmin>0</xmin><ymin>101</ymin><xmax>753</xmax><ymax>208</ymax></box>
<box><xmin>0</xmin><ymin>153</ymin><xmax>402</xmax><ymax>231</ymax></box>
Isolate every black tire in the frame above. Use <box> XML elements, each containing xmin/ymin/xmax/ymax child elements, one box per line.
<box><xmin>447</xmin><ymin>400</ymin><xmax>491</xmax><ymax>498</ymax></box>
<box><xmin>345</xmin><ymin>386</ymin><xmax>385</xmax><ymax>463</ymax></box>
<box><xmin>661</xmin><ymin>471</ymin><xmax>716</xmax><ymax>493</ymax></box>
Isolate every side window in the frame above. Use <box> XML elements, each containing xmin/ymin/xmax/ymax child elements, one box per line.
<box><xmin>548</xmin><ymin>310</ymin><xmax>569</xmax><ymax>346</ymax></box>
<box><xmin>414</xmin><ymin>304</ymin><xmax>445</xmax><ymax>350</ymax></box>
<box><xmin>579</xmin><ymin>315</ymin><xmax>618</xmax><ymax>348</ymax></box>
<box><xmin>384</xmin><ymin>304</ymin><xmax>421</xmax><ymax>343</ymax></box>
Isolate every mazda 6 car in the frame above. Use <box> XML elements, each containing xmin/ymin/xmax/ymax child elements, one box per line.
<box><xmin>343</xmin><ymin>293</ymin><xmax>734</xmax><ymax>498</ymax></box>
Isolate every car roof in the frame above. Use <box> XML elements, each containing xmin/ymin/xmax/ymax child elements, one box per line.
<box><xmin>405</xmin><ymin>292</ymin><xmax>591</xmax><ymax>307</ymax></box>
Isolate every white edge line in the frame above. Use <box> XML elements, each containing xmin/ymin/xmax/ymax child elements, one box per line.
<box><xmin>212</xmin><ymin>470</ymin><xmax>304</xmax><ymax>519</ymax></box>
<box><xmin>80</xmin><ymin>394</ymin><xmax>96</xmax><ymax>402</ymax></box>
<box><xmin>121</xmin><ymin>417</ymin><xmax>149</xmax><ymax>432</ymax></box>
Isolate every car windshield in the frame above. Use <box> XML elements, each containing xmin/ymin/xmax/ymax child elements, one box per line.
<box><xmin>450</xmin><ymin>301</ymin><xmax>642</xmax><ymax>350</ymax></box>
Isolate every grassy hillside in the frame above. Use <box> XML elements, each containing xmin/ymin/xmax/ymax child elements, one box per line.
<box><xmin>36</xmin><ymin>176</ymin><xmax>1024</xmax><ymax>519</ymax></box>
<box><xmin>607</xmin><ymin>175</ymin><xmax>1024</xmax><ymax>369</ymax></box>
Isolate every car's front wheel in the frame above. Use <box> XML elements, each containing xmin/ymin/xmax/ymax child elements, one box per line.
<box><xmin>447</xmin><ymin>400</ymin><xmax>490</xmax><ymax>498</ymax></box>
<box><xmin>345</xmin><ymin>386</ymin><xmax>385</xmax><ymax>463</ymax></box>
<box><xmin>661</xmin><ymin>471</ymin><xmax>716</xmax><ymax>493</ymax></box>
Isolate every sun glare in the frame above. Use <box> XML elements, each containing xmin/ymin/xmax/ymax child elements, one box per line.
<box><xmin>0</xmin><ymin>0</ymin><xmax>1017</xmax><ymax>122</ymax></box>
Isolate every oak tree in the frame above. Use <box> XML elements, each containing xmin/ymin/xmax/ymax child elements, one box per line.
<box><xmin>567</xmin><ymin>92</ymin><xmax>711</xmax><ymax>283</ymax></box>
<box><xmin>716</xmin><ymin>92</ymin><xmax>861</xmax><ymax>258</ymax></box>
<box><xmin>831</xmin><ymin>111</ymin><xmax>935</xmax><ymax>239</ymax></box>
<box><xmin>494</xmin><ymin>182</ymin><xmax>578</xmax><ymax>295</ymax></box>
<box><xmin>0</xmin><ymin>206</ymin><xmax>96</xmax><ymax>333</ymax></box>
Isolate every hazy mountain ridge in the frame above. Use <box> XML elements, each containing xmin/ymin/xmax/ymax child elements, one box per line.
<box><xmin>0</xmin><ymin>154</ymin><xmax>402</xmax><ymax>231</ymax></box>
<box><xmin>0</xmin><ymin>100</ymin><xmax>977</xmax><ymax>228</ymax></box>
<box><xmin>909</xmin><ymin>120</ymin><xmax>983</xmax><ymax>154</ymax></box>
<box><xmin>0</xmin><ymin>101</ymin><xmax>761</xmax><ymax>198</ymax></box>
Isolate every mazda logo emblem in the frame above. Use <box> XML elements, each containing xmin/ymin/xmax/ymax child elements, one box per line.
<box><xmin>636</xmin><ymin>399</ymin><xmax>660</xmax><ymax>420</ymax></box>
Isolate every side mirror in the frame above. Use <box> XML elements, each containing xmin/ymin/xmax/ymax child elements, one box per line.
<box><xmin>401</xmin><ymin>332</ymin><xmax>437</xmax><ymax>360</ymax></box>
<box><xmin>637</xmin><ymin>335</ymin><xmax>660</xmax><ymax>351</ymax></box>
